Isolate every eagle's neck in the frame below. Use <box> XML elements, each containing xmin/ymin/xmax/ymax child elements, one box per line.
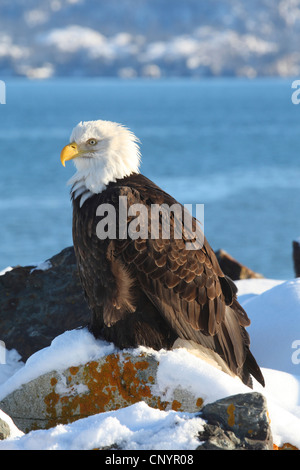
<box><xmin>68</xmin><ymin>144</ymin><xmax>141</xmax><ymax>207</ymax></box>
<box><xmin>69</xmin><ymin>167</ymin><xmax>137</xmax><ymax>207</ymax></box>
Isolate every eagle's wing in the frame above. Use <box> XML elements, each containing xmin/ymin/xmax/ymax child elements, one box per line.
<box><xmin>104</xmin><ymin>185</ymin><xmax>264</xmax><ymax>387</ymax></box>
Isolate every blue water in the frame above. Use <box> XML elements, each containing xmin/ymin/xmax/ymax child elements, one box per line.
<box><xmin>0</xmin><ymin>78</ymin><xmax>299</xmax><ymax>279</ymax></box>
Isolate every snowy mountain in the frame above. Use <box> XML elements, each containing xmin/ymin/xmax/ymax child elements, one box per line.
<box><xmin>1</xmin><ymin>0</ymin><xmax>300</xmax><ymax>78</ymax></box>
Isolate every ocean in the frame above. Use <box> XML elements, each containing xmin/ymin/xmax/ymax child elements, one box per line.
<box><xmin>0</xmin><ymin>77</ymin><xmax>299</xmax><ymax>280</ymax></box>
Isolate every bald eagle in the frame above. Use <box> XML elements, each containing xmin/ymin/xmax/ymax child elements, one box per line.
<box><xmin>61</xmin><ymin>120</ymin><xmax>264</xmax><ymax>388</ymax></box>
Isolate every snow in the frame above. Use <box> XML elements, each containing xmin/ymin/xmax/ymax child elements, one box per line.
<box><xmin>0</xmin><ymin>409</ymin><xmax>23</xmax><ymax>440</ymax></box>
<box><xmin>42</xmin><ymin>25</ymin><xmax>107</xmax><ymax>54</ymax></box>
<box><xmin>1</xmin><ymin>259</ymin><xmax>53</xmax><ymax>276</ymax></box>
<box><xmin>0</xmin><ymin>402</ymin><xmax>205</xmax><ymax>451</ymax></box>
<box><xmin>0</xmin><ymin>277</ymin><xmax>299</xmax><ymax>450</ymax></box>
<box><xmin>41</xmin><ymin>25</ymin><xmax>138</xmax><ymax>62</ymax></box>
<box><xmin>0</xmin><ymin>328</ymin><xmax>116</xmax><ymax>402</ymax></box>
<box><xmin>1</xmin><ymin>0</ymin><xmax>299</xmax><ymax>79</ymax></box>
<box><xmin>237</xmin><ymin>278</ymin><xmax>300</xmax><ymax>375</ymax></box>
<box><xmin>0</xmin><ymin>266</ymin><xmax>12</xmax><ymax>276</ymax></box>
<box><xmin>30</xmin><ymin>260</ymin><xmax>52</xmax><ymax>273</ymax></box>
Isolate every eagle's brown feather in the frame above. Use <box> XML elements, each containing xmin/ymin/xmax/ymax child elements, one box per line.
<box><xmin>72</xmin><ymin>172</ymin><xmax>264</xmax><ymax>388</ymax></box>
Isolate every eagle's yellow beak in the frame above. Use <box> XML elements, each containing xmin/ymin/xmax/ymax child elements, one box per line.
<box><xmin>60</xmin><ymin>142</ymin><xmax>79</xmax><ymax>167</ymax></box>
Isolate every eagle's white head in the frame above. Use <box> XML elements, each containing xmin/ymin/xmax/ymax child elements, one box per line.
<box><xmin>61</xmin><ymin>120</ymin><xmax>141</xmax><ymax>206</ymax></box>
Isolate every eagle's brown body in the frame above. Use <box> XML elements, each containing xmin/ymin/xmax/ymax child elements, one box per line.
<box><xmin>72</xmin><ymin>172</ymin><xmax>264</xmax><ymax>388</ymax></box>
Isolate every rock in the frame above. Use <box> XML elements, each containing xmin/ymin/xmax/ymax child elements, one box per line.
<box><xmin>292</xmin><ymin>240</ymin><xmax>300</xmax><ymax>278</ymax></box>
<box><xmin>215</xmin><ymin>249</ymin><xmax>264</xmax><ymax>281</ymax></box>
<box><xmin>0</xmin><ymin>247</ymin><xmax>90</xmax><ymax>361</ymax></box>
<box><xmin>197</xmin><ymin>392</ymin><xmax>273</xmax><ymax>450</ymax></box>
<box><xmin>197</xmin><ymin>424</ymin><xmax>242</xmax><ymax>450</ymax></box>
<box><xmin>0</xmin><ymin>351</ymin><xmax>204</xmax><ymax>433</ymax></box>
<box><xmin>0</xmin><ymin>343</ymin><xmax>274</xmax><ymax>449</ymax></box>
<box><xmin>0</xmin><ymin>246</ymin><xmax>263</xmax><ymax>362</ymax></box>
<box><xmin>0</xmin><ymin>352</ymin><xmax>274</xmax><ymax>451</ymax></box>
<box><xmin>0</xmin><ymin>418</ymin><xmax>10</xmax><ymax>440</ymax></box>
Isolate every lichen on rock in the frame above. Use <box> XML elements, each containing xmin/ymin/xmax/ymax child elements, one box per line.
<box><xmin>0</xmin><ymin>350</ymin><xmax>204</xmax><ymax>433</ymax></box>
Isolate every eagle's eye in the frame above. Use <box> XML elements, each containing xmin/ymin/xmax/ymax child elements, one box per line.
<box><xmin>87</xmin><ymin>138</ymin><xmax>97</xmax><ymax>146</ymax></box>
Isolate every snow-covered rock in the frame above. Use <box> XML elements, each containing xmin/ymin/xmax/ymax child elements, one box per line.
<box><xmin>0</xmin><ymin>347</ymin><xmax>204</xmax><ymax>434</ymax></box>
<box><xmin>0</xmin><ymin>276</ymin><xmax>299</xmax><ymax>449</ymax></box>
<box><xmin>0</xmin><ymin>329</ymin><xmax>274</xmax><ymax>450</ymax></box>
<box><xmin>0</xmin><ymin>409</ymin><xmax>23</xmax><ymax>441</ymax></box>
